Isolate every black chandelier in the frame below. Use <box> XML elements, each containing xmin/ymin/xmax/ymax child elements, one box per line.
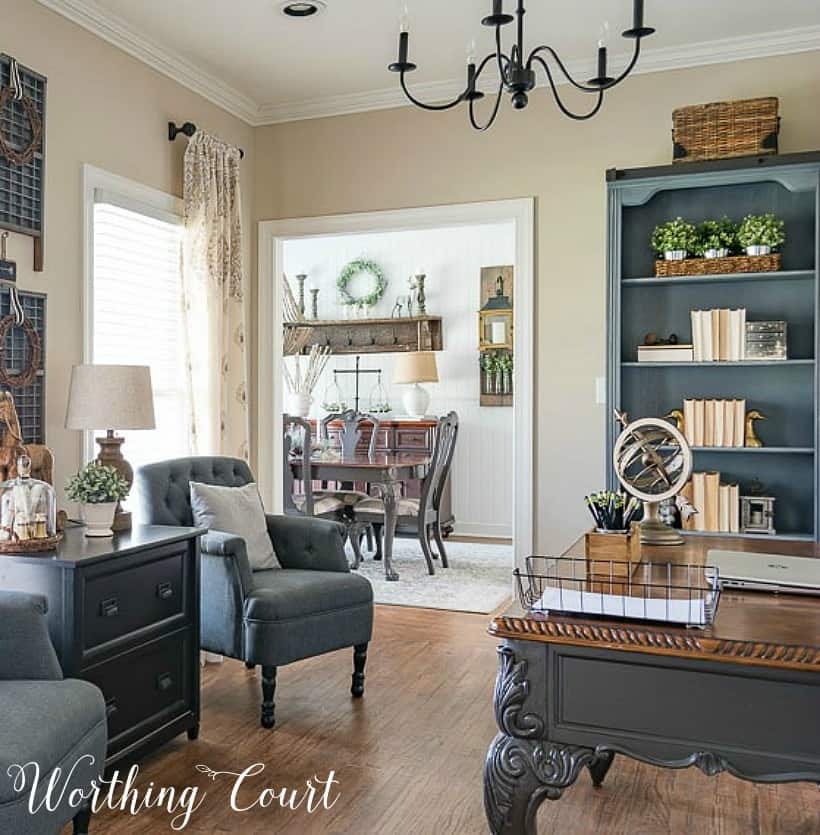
<box><xmin>388</xmin><ymin>0</ymin><xmax>656</xmax><ymax>131</ymax></box>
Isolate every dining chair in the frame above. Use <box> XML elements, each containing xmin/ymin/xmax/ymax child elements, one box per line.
<box><xmin>350</xmin><ymin>411</ymin><xmax>459</xmax><ymax>574</ymax></box>
<box><xmin>283</xmin><ymin>414</ymin><xmax>346</xmax><ymax>520</ymax></box>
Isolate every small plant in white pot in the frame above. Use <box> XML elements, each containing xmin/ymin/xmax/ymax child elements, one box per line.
<box><xmin>650</xmin><ymin>217</ymin><xmax>699</xmax><ymax>261</ymax></box>
<box><xmin>695</xmin><ymin>217</ymin><xmax>737</xmax><ymax>259</ymax></box>
<box><xmin>66</xmin><ymin>462</ymin><xmax>129</xmax><ymax>538</ymax></box>
<box><xmin>736</xmin><ymin>213</ymin><xmax>785</xmax><ymax>256</ymax></box>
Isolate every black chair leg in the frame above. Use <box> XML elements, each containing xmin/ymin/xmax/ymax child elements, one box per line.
<box><xmin>372</xmin><ymin>524</ymin><xmax>383</xmax><ymax>560</ymax></box>
<box><xmin>433</xmin><ymin>521</ymin><xmax>449</xmax><ymax>568</ymax></box>
<box><xmin>73</xmin><ymin>802</ymin><xmax>92</xmax><ymax>835</ymax></box>
<box><xmin>261</xmin><ymin>666</ymin><xmax>276</xmax><ymax>728</ymax></box>
<box><xmin>418</xmin><ymin>521</ymin><xmax>436</xmax><ymax>575</ymax></box>
<box><xmin>351</xmin><ymin>643</ymin><xmax>368</xmax><ymax>697</ymax></box>
<box><xmin>366</xmin><ymin>524</ymin><xmax>374</xmax><ymax>553</ymax></box>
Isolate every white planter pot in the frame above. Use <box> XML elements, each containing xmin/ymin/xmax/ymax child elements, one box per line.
<box><xmin>286</xmin><ymin>392</ymin><xmax>313</xmax><ymax>418</ymax></box>
<box><xmin>80</xmin><ymin>502</ymin><xmax>117</xmax><ymax>538</ymax></box>
<box><xmin>664</xmin><ymin>250</ymin><xmax>688</xmax><ymax>261</ymax></box>
<box><xmin>745</xmin><ymin>244</ymin><xmax>772</xmax><ymax>256</ymax></box>
<box><xmin>704</xmin><ymin>248</ymin><xmax>730</xmax><ymax>259</ymax></box>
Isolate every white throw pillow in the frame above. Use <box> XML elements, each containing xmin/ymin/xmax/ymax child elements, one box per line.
<box><xmin>189</xmin><ymin>481</ymin><xmax>278</xmax><ymax>571</ymax></box>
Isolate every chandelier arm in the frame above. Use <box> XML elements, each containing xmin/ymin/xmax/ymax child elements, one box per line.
<box><xmin>531</xmin><ymin>56</ymin><xmax>605</xmax><ymax>121</ymax></box>
<box><xmin>399</xmin><ymin>71</ymin><xmax>466</xmax><ymax>111</ymax></box>
<box><xmin>469</xmin><ymin>83</ymin><xmax>505</xmax><ymax>132</ymax></box>
<box><xmin>495</xmin><ymin>25</ymin><xmax>510</xmax><ymax>83</ymax></box>
<box><xmin>527</xmin><ymin>46</ymin><xmax>599</xmax><ymax>92</ymax></box>
<box><xmin>527</xmin><ymin>37</ymin><xmax>641</xmax><ymax>93</ymax></box>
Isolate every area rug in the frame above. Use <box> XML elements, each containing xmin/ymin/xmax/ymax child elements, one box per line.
<box><xmin>347</xmin><ymin>538</ymin><xmax>513</xmax><ymax>614</ymax></box>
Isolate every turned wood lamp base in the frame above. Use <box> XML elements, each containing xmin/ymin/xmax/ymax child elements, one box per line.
<box><xmin>95</xmin><ymin>431</ymin><xmax>133</xmax><ymax>532</ymax></box>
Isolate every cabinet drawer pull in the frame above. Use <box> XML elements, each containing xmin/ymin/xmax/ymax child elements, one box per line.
<box><xmin>157</xmin><ymin>582</ymin><xmax>174</xmax><ymax>600</ymax></box>
<box><xmin>105</xmin><ymin>697</ymin><xmax>118</xmax><ymax>718</ymax></box>
<box><xmin>100</xmin><ymin>597</ymin><xmax>119</xmax><ymax>618</ymax></box>
<box><xmin>157</xmin><ymin>672</ymin><xmax>174</xmax><ymax>692</ymax></box>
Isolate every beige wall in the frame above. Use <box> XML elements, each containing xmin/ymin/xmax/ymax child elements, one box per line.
<box><xmin>253</xmin><ymin>51</ymin><xmax>820</xmax><ymax>553</ymax></box>
<box><xmin>7</xmin><ymin>0</ymin><xmax>255</xmax><ymax>499</ymax></box>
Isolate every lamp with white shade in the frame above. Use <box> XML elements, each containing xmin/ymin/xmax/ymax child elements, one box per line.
<box><xmin>393</xmin><ymin>351</ymin><xmax>438</xmax><ymax>418</ymax></box>
<box><xmin>65</xmin><ymin>364</ymin><xmax>156</xmax><ymax>530</ymax></box>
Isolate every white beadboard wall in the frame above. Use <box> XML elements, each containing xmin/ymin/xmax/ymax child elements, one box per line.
<box><xmin>283</xmin><ymin>222</ymin><xmax>516</xmax><ymax>538</ymax></box>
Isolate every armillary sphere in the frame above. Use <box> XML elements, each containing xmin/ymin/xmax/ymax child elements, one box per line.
<box><xmin>613</xmin><ymin>416</ymin><xmax>693</xmax><ymax>545</ymax></box>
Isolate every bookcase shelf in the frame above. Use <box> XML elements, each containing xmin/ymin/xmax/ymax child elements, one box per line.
<box><xmin>607</xmin><ymin>154</ymin><xmax>820</xmax><ymax>543</ymax></box>
<box><xmin>622</xmin><ymin>359</ymin><xmax>815</xmax><ymax>368</ymax></box>
<box><xmin>660</xmin><ymin>445</ymin><xmax>814</xmax><ymax>455</ymax></box>
<box><xmin>621</xmin><ymin>270</ymin><xmax>814</xmax><ymax>287</ymax></box>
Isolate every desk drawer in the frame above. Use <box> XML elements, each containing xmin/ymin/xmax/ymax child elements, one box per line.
<box><xmin>83</xmin><ymin>548</ymin><xmax>187</xmax><ymax>652</ymax></box>
<box><xmin>84</xmin><ymin>630</ymin><xmax>191</xmax><ymax>747</ymax></box>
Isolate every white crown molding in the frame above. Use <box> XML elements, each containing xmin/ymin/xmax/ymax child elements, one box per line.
<box><xmin>257</xmin><ymin>25</ymin><xmax>820</xmax><ymax>125</ymax></box>
<box><xmin>35</xmin><ymin>0</ymin><xmax>260</xmax><ymax>124</ymax></box>
<box><xmin>34</xmin><ymin>1</ymin><xmax>820</xmax><ymax>127</ymax></box>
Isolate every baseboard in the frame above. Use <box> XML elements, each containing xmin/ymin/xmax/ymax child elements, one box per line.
<box><xmin>453</xmin><ymin>522</ymin><xmax>513</xmax><ymax>539</ymax></box>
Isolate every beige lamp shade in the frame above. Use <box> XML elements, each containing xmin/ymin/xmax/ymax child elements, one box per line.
<box><xmin>65</xmin><ymin>365</ymin><xmax>156</xmax><ymax>431</ymax></box>
<box><xmin>392</xmin><ymin>351</ymin><xmax>439</xmax><ymax>384</ymax></box>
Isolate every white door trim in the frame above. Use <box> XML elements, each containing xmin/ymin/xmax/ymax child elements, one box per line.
<box><xmin>257</xmin><ymin>198</ymin><xmax>535</xmax><ymax>565</ymax></box>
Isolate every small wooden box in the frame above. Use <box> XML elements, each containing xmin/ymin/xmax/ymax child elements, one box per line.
<box><xmin>584</xmin><ymin>527</ymin><xmax>641</xmax><ymax>578</ymax></box>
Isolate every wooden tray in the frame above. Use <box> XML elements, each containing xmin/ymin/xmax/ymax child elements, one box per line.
<box><xmin>0</xmin><ymin>532</ymin><xmax>63</xmax><ymax>554</ymax></box>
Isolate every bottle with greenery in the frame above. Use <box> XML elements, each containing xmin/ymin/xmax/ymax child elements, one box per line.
<box><xmin>497</xmin><ymin>352</ymin><xmax>513</xmax><ymax>395</ymax></box>
<box><xmin>479</xmin><ymin>352</ymin><xmax>496</xmax><ymax>394</ymax></box>
<box><xmin>736</xmin><ymin>213</ymin><xmax>785</xmax><ymax>255</ymax></box>
<box><xmin>695</xmin><ymin>217</ymin><xmax>737</xmax><ymax>258</ymax></box>
<box><xmin>650</xmin><ymin>217</ymin><xmax>699</xmax><ymax>260</ymax></box>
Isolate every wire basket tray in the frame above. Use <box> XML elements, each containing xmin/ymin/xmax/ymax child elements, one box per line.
<box><xmin>515</xmin><ymin>556</ymin><xmax>720</xmax><ymax>629</ymax></box>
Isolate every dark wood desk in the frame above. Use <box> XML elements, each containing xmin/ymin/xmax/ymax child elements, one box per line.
<box><xmin>292</xmin><ymin>452</ymin><xmax>430</xmax><ymax>582</ymax></box>
<box><xmin>483</xmin><ymin>535</ymin><xmax>820</xmax><ymax>835</ymax></box>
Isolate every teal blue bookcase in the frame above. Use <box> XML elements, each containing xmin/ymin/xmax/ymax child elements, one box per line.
<box><xmin>606</xmin><ymin>151</ymin><xmax>820</xmax><ymax>542</ymax></box>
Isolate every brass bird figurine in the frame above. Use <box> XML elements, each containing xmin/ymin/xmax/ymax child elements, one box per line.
<box><xmin>664</xmin><ymin>409</ymin><xmax>685</xmax><ymax>433</ymax></box>
<box><xmin>745</xmin><ymin>409</ymin><xmax>767</xmax><ymax>448</ymax></box>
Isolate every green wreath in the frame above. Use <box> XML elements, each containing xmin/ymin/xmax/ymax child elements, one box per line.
<box><xmin>337</xmin><ymin>258</ymin><xmax>386</xmax><ymax>307</ymax></box>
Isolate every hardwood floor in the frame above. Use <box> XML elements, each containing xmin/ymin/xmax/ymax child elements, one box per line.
<box><xmin>81</xmin><ymin>605</ymin><xmax>818</xmax><ymax>834</ymax></box>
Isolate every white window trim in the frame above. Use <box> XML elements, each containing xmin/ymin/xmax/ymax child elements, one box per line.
<box><xmin>257</xmin><ymin>198</ymin><xmax>535</xmax><ymax>569</ymax></box>
<box><xmin>81</xmin><ymin>164</ymin><xmax>183</xmax><ymax>463</ymax></box>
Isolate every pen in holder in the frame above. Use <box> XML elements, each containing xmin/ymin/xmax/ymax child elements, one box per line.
<box><xmin>584</xmin><ymin>491</ymin><xmax>642</xmax><ymax>575</ymax></box>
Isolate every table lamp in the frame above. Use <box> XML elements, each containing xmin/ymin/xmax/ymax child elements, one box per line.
<box><xmin>393</xmin><ymin>351</ymin><xmax>438</xmax><ymax>417</ymax></box>
<box><xmin>65</xmin><ymin>364</ymin><xmax>156</xmax><ymax>530</ymax></box>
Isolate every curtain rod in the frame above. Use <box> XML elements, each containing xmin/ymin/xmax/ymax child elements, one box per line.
<box><xmin>168</xmin><ymin>121</ymin><xmax>245</xmax><ymax>159</ymax></box>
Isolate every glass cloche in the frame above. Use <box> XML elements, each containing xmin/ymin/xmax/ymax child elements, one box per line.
<box><xmin>0</xmin><ymin>455</ymin><xmax>60</xmax><ymax>552</ymax></box>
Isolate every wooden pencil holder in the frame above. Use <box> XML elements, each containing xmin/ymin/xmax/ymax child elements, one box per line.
<box><xmin>584</xmin><ymin>526</ymin><xmax>641</xmax><ymax>578</ymax></box>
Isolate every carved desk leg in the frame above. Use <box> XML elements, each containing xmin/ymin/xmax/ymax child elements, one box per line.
<box><xmin>484</xmin><ymin>736</ymin><xmax>600</xmax><ymax>835</ymax></box>
<box><xmin>484</xmin><ymin>644</ymin><xmax>608</xmax><ymax>835</ymax></box>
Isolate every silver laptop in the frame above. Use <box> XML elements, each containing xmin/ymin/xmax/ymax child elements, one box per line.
<box><xmin>706</xmin><ymin>549</ymin><xmax>820</xmax><ymax>596</ymax></box>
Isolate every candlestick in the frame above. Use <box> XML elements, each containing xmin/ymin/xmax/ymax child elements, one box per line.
<box><xmin>309</xmin><ymin>288</ymin><xmax>319</xmax><ymax>320</ymax></box>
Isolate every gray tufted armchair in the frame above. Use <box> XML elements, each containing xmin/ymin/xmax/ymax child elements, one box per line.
<box><xmin>134</xmin><ymin>457</ymin><xmax>373</xmax><ymax>729</ymax></box>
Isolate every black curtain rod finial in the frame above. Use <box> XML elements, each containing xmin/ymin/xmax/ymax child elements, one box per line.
<box><xmin>168</xmin><ymin>121</ymin><xmax>244</xmax><ymax>159</ymax></box>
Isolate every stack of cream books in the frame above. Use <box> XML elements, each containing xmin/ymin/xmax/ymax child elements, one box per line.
<box><xmin>683</xmin><ymin>398</ymin><xmax>746</xmax><ymax>447</ymax></box>
<box><xmin>681</xmin><ymin>472</ymin><xmax>740</xmax><ymax>533</ymax></box>
<box><xmin>690</xmin><ymin>308</ymin><xmax>747</xmax><ymax>362</ymax></box>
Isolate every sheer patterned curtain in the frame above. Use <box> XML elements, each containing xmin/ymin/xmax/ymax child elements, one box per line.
<box><xmin>182</xmin><ymin>131</ymin><xmax>250</xmax><ymax>461</ymax></box>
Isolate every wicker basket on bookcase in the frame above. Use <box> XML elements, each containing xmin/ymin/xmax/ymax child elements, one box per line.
<box><xmin>672</xmin><ymin>97</ymin><xmax>779</xmax><ymax>164</ymax></box>
<box><xmin>655</xmin><ymin>253</ymin><xmax>781</xmax><ymax>277</ymax></box>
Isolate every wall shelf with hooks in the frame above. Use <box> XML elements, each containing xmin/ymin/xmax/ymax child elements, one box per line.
<box><xmin>283</xmin><ymin>315</ymin><xmax>443</xmax><ymax>355</ymax></box>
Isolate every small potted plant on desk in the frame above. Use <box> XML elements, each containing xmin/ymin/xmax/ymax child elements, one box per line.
<box><xmin>651</xmin><ymin>217</ymin><xmax>699</xmax><ymax>261</ymax></box>
<box><xmin>736</xmin><ymin>213</ymin><xmax>785</xmax><ymax>256</ymax></box>
<box><xmin>66</xmin><ymin>462</ymin><xmax>130</xmax><ymax>538</ymax></box>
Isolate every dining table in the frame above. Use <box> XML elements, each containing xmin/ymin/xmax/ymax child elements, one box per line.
<box><xmin>290</xmin><ymin>451</ymin><xmax>431</xmax><ymax>582</ymax></box>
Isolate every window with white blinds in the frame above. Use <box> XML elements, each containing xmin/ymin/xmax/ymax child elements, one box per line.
<box><xmin>91</xmin><ymin>198</ymin><xmax>191</xmax><ymax>474</ymax></box>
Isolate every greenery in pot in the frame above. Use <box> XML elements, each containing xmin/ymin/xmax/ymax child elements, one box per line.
<box><xmin>736</xmin><ymin>213</ymin><xmax>785</xmax><ymax>252</ymax></box>
<box><xmin>694</xmin><ymin>217</ymin><xmax>737</xmax><ymax>256</ymax></box>
<box><xmin>650</xmin><ymin>217</ymin><xmax>699</xmax><ymax>258</ymax></box>
<box><xmin>65</xmin><ymin>462</ymin><xmax>129</xmax><ymax>504</ymax></box>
